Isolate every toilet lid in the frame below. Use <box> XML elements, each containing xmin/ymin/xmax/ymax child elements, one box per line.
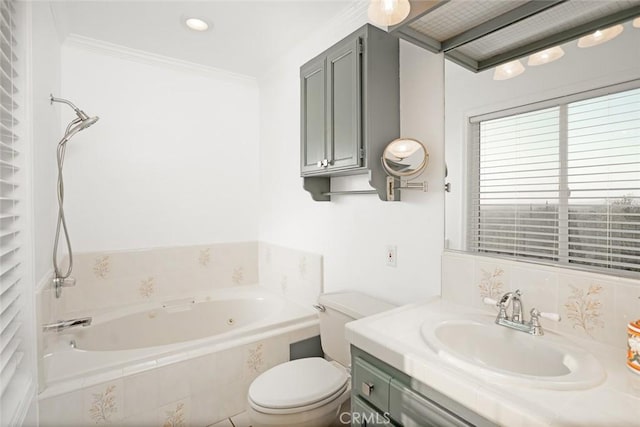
<box><xmin>248</xmin><ymin>358</ymin><xmax>348</xmax><ymax>409</ymax></box>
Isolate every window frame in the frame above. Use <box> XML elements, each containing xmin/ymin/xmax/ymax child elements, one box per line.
<box><xmin>467</xmin><ymin>79</ymin><xmax>640</xmax><ymax>279</ymax></box>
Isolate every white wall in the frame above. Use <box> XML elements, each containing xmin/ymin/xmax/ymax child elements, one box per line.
<box><xmin>31</xmin><ymin>2</ymin><xmax>61</xmax><ymax>283</ymax></box>
<box><xmin>258</xmin><ymin>17</ymin><xmax>445</xmax><ymax>305</ymax></box>
<box><xmin>445</xmin><ymin>22</ymin><xmax>640</xmax><ymax>249</ymax></box>
<box><xmin>59</xmin><ymin>40</ymin><xmax>260</xmax><ymax>252</ymax></box>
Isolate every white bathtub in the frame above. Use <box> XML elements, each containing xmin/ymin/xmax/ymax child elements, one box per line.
<box><xmin>41</xmin><ymin>286</ymin><xmax>318</xmax><ymax>397</ymax></box>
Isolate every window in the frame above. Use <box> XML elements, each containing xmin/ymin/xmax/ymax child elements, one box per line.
<box><xmin>469</xmin><ymin>84</ymin><xmax>640</xmax><ymax>276</ymax></box>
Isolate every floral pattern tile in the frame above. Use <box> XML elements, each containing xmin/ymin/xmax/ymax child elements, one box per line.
<box><xmin>231</xmin><ymin>267</ymin><xmax>244</xmax><ymax>285</ymax></box>
<box><xmin>139</xmin><ymin>277</ymin><xmax>155</xmax><ymax>298</ymax></box>
<box><xmin>88</xmin><ymin>384</ymin><xmax>119</xmax><ymax>424</ymax></box>
<box><xmin>478</xmin><ymin>266</ymin><xmax>506</xmax><ymax>300</ymax></box>
<box><xmin>93</xmin><ymin>255</ymin><xmax>111</xmax><ymax>279</ymax></box>
<box><xmin>564</xmin><ymin>283</ymin><xmax>604</xmax><ymax>337</ymax></box>
<box><xmin>162</xmin><ymin>402</ymin><xmax>187</xmax><ymax>427</ymax></box>
<box><xmin>558</xmin><ymin>274</ymin><xmax>614</xmax><ymax>342</ymax></box>
<box><xmin>198</xmin><ymin>248</ymin><xmax>211</xmax><ymax>267</ymax></box>
<box><xmin>246</xmin><ymin>343</ymin><xmax>265</xmax><ymax>374</ymax></box>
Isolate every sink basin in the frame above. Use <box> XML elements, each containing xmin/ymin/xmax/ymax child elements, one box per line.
<box><xmin>420</xmin><ymin>317</ymin><xmax>606</xmax><ymax>390</ymax></box>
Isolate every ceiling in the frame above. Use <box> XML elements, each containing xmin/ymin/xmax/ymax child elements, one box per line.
<box><xmin>391</xmin><ymin>0</ymin><xmax>640</xmax><ymax>72</ymax></box>
<box><xmin>50</xmin><ymin>1</ymin><xmax>361</xmax><ymax>78</ymax></box>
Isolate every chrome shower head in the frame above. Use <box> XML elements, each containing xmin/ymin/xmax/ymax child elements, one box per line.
<box><xmin>50</xmin><ymin>94</ymin><xmax>99</xmax><ymax>143</ymax></box>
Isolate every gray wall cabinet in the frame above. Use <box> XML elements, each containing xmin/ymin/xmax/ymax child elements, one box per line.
<box><xmin>350</xmin><ymin>346</ymin><xmax>497</xmax><ymax>427</ymax></box>
<box><xmin>300</xmin><ymin>24</ymin><xmax>400</xmax><ymax>201</ymax></box>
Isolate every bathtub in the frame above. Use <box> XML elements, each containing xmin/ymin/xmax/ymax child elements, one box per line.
<box><xmin>39</xmin><ymin>286</ymin><xmax>319</xmax><ymax>426</ymax></box>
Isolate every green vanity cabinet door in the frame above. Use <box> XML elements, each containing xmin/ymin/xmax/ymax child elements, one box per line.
<box><xmin>389</xmin><ymin>379</ymin><xmax>472</xmax><ymax>427</ymax></box>
<box><xmin>300</xmin><ymin>56</ymin><xmax>327</xmax><ymax>175</ymax></box>
<box><xmin>353</xmin><ymin>357</ymin><xmax>391</xmax><ymax>413</ymax></box>
<box><xmin>352</xmin><ymin>396</ymin><xmax>396</xmax><ymax>427</ymax></box>
<box><xmin>326</xmin><ymin>36</ymin><xmax>362</xmax><ymax>171</ymax></box>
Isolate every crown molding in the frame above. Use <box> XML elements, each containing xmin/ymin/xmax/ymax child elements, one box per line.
<box><xmin>63</xmin><ymin>34</ymin><xmax>258</xmax><ymax>85</ymax></box>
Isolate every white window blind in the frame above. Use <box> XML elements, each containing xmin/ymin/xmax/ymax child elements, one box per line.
<box><xmin>470</xmin><ymin>84</ymin><xmax>640</xmax><ymax>275</ymax></box>
<box><xmin>0</xmin><ymin>0</ymin><xmax>29</xmax><ymax>424</ymax></box>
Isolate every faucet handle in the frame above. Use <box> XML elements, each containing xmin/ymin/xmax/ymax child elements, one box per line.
<box><xmin>483</xmin><ymin>297</ymin><xmax>498</xmax><ymax>306</ymax></box>
<box><xmin>530</xmin><ymin>308</ymin><xmax>561</xmax><ymax>322</ymax></box>
<box><xmin>539</xmin><ymin>311</ymin><xmax>561</xmax><ymax>322</ymax></box>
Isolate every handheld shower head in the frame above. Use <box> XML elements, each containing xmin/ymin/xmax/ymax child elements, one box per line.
<box><xmin>51</xmin><ymin>94</ymin><xmax>99</xmax><ymax>143</ymax></box>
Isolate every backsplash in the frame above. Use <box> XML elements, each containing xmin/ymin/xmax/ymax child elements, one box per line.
<box><xmin>52</xmin><ymin>242</ymin><xmax>259</xmax><ymax>316</ymax></box>
<box><xmin>259</xmin><ymin>242</ymin><xmax>323</xmax><ymax>308</ymax></box>
<box><xmin>442</xmin><ymin>250</ymin><xmax>640</xmax><ymax>349</ymax></box>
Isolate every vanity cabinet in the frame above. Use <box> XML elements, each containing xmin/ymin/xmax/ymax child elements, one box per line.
<box><xmin>300</xmin><ymin>24</ymin><xmax>399</xmax><ymax>200</ymax></box>
<box><xmin>350</xmin><ymin>346</ymin><xmax>497</xmax><ymax>427</ymax></box>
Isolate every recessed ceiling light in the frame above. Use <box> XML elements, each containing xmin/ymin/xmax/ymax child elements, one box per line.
<box><xmin>633</xmin><ymin>17</ymin><xmax>640</xmax><ymax>28</ymax></box>
<box><xmin>577</xmin><ymin>25</ymin><xmax>623</xmax><ymax>48</ymax></box>
<box><xmin>368</xmin><ymin>0</ymin><xmax>411</xmax><ymax>26</ymax></box>
<box><xmin>185</xmin><ymin>18</ymin><xmax>209</xmax><ymax>32</ymax></box>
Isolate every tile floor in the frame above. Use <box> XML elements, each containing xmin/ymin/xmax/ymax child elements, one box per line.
<box><xmin>209</xmin><ymin>400</ymin><xmax>351</xmax><ymax>427</ymax></box>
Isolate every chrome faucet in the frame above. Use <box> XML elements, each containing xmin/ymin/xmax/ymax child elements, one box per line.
<box><xmin>484</xmin><ymin>290</ymin><xmax>560</xmax><ymax>336</ymax></box>
<box><xmin>42</xmin><ymin>317</ymin><xmax>92</xmax><ymax>333</ymax></box>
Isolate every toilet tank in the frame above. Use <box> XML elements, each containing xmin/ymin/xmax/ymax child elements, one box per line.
<box><xmin>318</xmin><ymin>292</ymin><xmax>395</xmax><ymax>366</ymax></box>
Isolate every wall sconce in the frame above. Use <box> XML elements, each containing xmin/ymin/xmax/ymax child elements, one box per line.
<box><xmin>493</xmin><ymin>60</ymin><xmax>525</xmax><ymax>80</ymax></box>
<box><xmin>527</xmin><ymin>46</ymin><xmax>565</xmax><ymax>66</ymax></box>
<box><xmin>368</xmin><ymin>0</ymin><xmax>410</xmax><ymax>27</ymax></box>
<box><xmin>578</xmin><ymin>24</ymin><xmax>624</xmax><ymax>48</ymax></box>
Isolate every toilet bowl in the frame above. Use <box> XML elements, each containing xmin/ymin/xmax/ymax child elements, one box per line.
<box><xmin>246</xmin><ymin>292</ymin><xmax>395</xmax><ymax>427</ymax></box>
<box><xmin>247</xmin><ymin>358</ymin><xmax>350</xmax><ymax>427</ymax></box>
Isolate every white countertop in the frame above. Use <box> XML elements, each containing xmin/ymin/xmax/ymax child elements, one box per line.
<box><xmin>345</xmin><ymin>297</ymin><xmax>640</xmax><ymax>426</ymax></box>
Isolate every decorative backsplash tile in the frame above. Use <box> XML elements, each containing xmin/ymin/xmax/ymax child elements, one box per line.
<box><xmin>564</xmin><ymin>284</ymin><xmax>604</xmax><ymax>337</ymax></box>
<box><xmin>198</xmin><ymin>248</ymin><xmax>211</xmax><ymax>267</ymax></box>
<box><xmin>259</xmin><ymin>242</ymin><xmax>323</xmax><ymax>307</ymax></box>
<box><xmin>442</xmin><ymin>251</ymin><xmax>639</xmax><ymax>349</ymax></box>
<box><xmin>93</xmin><ymin>255</ymin><xmax>111</xmax><ymax>279</ymax></box>
<box><xmin>59</xmin><ymin>242</ymin><xmax>259</xmax><ymax>315</ymax></box>
<box><xmin>161</xmin><ymin>400</ymin><xmax>188</xmax><ymax>427</ymax></box>
<box><xmin>139</xmin><ymin>277</ymin><xmax>155</xmax><ymax>298</ymax></box>
<box><xmin>83</xmin><ymin>380</ymin><xmax>123</xmax><ymax>425</ymax></box>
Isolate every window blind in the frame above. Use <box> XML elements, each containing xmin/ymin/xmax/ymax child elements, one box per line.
<box><xmin>469</xmin><ymin>84</ymin><xmax>640</xmax><ymax>275</ymax></box>
<box><xmin>0</xmin><ymin>0</ymin><xmax>28</xmax><ymax>424</ymax></box>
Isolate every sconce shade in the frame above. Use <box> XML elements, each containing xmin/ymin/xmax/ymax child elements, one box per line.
<box><xmin>578</xmin><ymin>25</ymin><xmax>624</xmax><ymax>48</ymax></box>
<box><xmin>528</xmin><ymin>46</ymin><xmax>565</xmax><ymax>66</ymax></box>
<box><xmin>368</xmin><ymin>0</ymin><xmax>410</xmax><ymax>27</ymax></box>
<box><xmin>493</xmin><ymin>60</ymin><xmax>525</xmax><ymax>80</ymax></box>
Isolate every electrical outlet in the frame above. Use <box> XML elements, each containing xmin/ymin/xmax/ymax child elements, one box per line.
<box><xmin>386</xmin><ymin>245</ymin><xmax>397</xmax><ymax>267</ymax></box>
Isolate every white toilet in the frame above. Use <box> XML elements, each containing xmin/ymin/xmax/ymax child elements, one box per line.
<box><xmin>246</xmin><ymin>292</ymin><xmax>394</xmax><ymax>427</ymax></box>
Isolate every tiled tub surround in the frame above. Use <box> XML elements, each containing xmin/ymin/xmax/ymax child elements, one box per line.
<box><xmin>441</xmin><ymin>250</ymin><xmax>640</xmax><ymax>350</ymax></box>
<box><xmin>39</xmin><ymin>286</ymin><xmax>320</xmax><ymax>426</ymax></box>
<box><xmin>51</xmin><ymin>242</ymin><xmax>260</xmax><ymax>316</ymax></box>
<box><xmin>38</xmin><ymin>242</ymin><xmax>324</xmax><ymax>426</ymax></box>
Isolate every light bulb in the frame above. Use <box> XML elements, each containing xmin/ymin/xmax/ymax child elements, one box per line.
<box><xmin>578</xmin><ymin>24</ymin><xmax>623</xmax><ymax>48</ymax></box>
<box><xmin>527</xmin><ymin>46</ymin><xmax>565</xmax><ymax>66</ymax></box>
<box><xmin>368</xmin><ymin>0</ymin><xmax>410</xmax><ymax>27</ymax></box>
<box><xmin>185</xmin><ymin>18</ymin><xmax>209</xmax><ymax>32</ymax></box>
<box><xmin>493</xmin><ymin>60</ymin><xmax>525</xmax><ymax>81</ymax></box>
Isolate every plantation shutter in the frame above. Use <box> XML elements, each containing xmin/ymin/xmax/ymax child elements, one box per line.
<box><xmin>469</xmin><ymin>84</ymin><xmax>640</xmax><ymax>275</ymax></box>
<box><xmin>0</xmin><ymin>0</ymin><xmax>30</xmax><ymax>424</ymax></box>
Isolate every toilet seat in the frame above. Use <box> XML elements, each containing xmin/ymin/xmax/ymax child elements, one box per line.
<box><xmin>248</xmin><ymin>357</ymin><xmax>349</xmax><ymax>415</ymax></box>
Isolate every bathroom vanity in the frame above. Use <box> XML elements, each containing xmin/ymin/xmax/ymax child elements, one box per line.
<box><xmin>350</xmin><ymin>346</ymin><xmax>495</xmax><ymax>426</ymax></box>
<box><xmin>346</xmin><ymin>297</ymin><xmax>640</xmax><ymax>426</ymax></box>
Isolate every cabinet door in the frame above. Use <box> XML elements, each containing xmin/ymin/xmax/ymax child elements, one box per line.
<box><xmin>300</xmin><ymin>57</ymin><xmax>327</xmax><ymax>175</ymax></box>
<box><xmin>326</xmin><ymin>37</ymin><xmax>362</xmax><ymax>171</ymax></box>
<box><xmin>351</xmin><ymin>396</ymin><xmax>394</xmax><ymax>427</ymax></box>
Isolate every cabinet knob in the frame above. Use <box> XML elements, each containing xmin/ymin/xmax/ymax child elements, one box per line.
<box><xmin>361</xmin><ymin>382</ymin><xmax>374</xmax><ymax>396</ymax></box>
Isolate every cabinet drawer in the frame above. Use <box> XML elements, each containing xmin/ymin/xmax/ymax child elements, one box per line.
<box><xmin>353</xmin><ymin>357</ymin><xmax>391</xmax><ymax>412</ymax></box>
<box><xmin>389</xmin><ymin>379</ymin><xmax>472</xmax><ymax>427</ymax></box>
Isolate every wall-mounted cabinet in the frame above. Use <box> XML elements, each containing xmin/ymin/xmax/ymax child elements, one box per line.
<box><xmin>300</xmin><ymin>24</ymin><xmax>399</xmax><ymax>201</ymax></box>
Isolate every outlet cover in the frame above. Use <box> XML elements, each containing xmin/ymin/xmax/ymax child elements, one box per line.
<box><xmin>386</xmin><ymin>245</ymin><xmax>397</xmax><ymax>267</ymax></box>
